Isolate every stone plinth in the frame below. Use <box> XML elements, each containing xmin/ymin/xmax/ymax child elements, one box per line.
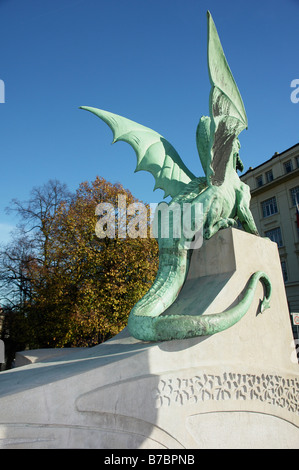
<box><xmin>0</xmin><ymin>228</ymin><xmax>298</xmax><ymax>449</ymax></box>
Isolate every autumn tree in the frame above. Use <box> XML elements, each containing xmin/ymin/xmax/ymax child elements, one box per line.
<box><xmin>0</xmin><ymin>179</ymin><xmax>72</xmax><ymax>364</ymax></box>
<box><xmin>0</xmin><ymin>177</ymin><xmax>158</xmax><ymax>351</ymax></box>
<box><xmin>0</xmin><ymin>179</ymin><xmax>72</xmax><ymax>308</ymax></box>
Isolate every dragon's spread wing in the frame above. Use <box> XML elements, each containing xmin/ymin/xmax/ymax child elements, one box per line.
<box><xmin>206</xmin><ymin>11</ymin><xmax>248</xmax><ymax>186</ymax></box>
<box><xmin>80</xmin><ymin>106</ymin><xmax>196</xmax><ymax>199</ymax></box>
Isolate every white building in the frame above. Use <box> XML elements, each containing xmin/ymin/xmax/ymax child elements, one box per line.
<box><xmin>241</xmin><ymin>143</ymin><xmax>299</xmax><ymax>339</ymax></box>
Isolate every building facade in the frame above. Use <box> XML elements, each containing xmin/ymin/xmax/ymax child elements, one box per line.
<box><xmin>241</xmin><ymin>143</ymin><xmax>299</xmax><ymax>338</ymax></box>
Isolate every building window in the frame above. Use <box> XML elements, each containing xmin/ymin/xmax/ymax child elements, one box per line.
<box><xmin>265</xmin><ymin>170</ymin><xmax>273</xmax><ymax>183</ymax></box>
<box><xmin>284</xmin><ymin>160</ymin><xmax>293</xmax><ymax>173</ymax></box>
<box><xmin>291</xmin><ymin>186</ymin><xmax>299</xmax><ymax>206</ymax></box>
<box><xmin>281</xmin><ymin>261</ymin><xmax>288</xmax><ymax>283</ymax></box>
<box><xmin>296</xmin><ymin>156</ymin><xmax>299</xmax><ymax>168</ymax></box>
<box><xmin>256</xmin><ymin>175</ymin><xmax>263</xmax><ymax>187</ymax></box>
<box><xmin>261</xmin><ymin>197</ymin><xmax>278</xmax><ymax>218</ymax></box>
<box><xmin>265</xmin><ymin>227</ymin><xmax>283</xmax><ymax>247</ymax></box>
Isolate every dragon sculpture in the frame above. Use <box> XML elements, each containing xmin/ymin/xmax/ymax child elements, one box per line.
<box><xmin>80</xmin><ymin>11</ymin><xmax>272</xmax><ymax>342</ymax></box>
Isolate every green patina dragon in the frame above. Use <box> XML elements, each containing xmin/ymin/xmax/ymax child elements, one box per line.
<box><xmin>80</xmin><ymin>11</ymin><xmax>272</xmax><ymax>342</ymax></box>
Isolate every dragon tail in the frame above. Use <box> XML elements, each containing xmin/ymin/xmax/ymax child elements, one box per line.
<box><xmin>128</xmin><ymin>271</ymin><xmax>271</xmax><ymax>341</ymax></box>
<box><xmin>128</xmin><ymin>244</ymin><xmax>191</xmax><ymax>319</ymax></box>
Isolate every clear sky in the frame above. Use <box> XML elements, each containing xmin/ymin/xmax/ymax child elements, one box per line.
<box><xmin>0</xmin><ymin>0</ymin><xmax>298</xmax><ymax>244</ymax></box>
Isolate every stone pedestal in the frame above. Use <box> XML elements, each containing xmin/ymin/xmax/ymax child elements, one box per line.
<box><xmin>0</xmin><ymin>228</ymin><xmax>298</xmax><ymax>449</ymax></box>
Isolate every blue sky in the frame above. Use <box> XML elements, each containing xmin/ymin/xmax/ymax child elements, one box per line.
<box><xmin>0</xmin><ymin>0</ymin><xmax>298</xmax><ymax>244</ymax></box>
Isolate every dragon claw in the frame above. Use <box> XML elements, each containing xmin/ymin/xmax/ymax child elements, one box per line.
<box><xmin>260</xmin><ymin>298</ymin><xmax>271</xmax><ymax>313</ymax></box>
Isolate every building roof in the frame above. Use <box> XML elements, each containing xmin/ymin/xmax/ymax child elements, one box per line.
<box><xmin>241</xmin><ymin>142</ymin><xmax>299</xmax><ymax>177</ymax></box>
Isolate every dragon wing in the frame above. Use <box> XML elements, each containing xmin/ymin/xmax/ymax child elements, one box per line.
<box><xmin>80</xmin><ymin>106</ymin><xmax>196</xmax><ymax>199</ymax></box>
<box><xmin>205</xmin><ymin>11</ymin><xmax>248</xmax><ymax>186</ymax></box>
